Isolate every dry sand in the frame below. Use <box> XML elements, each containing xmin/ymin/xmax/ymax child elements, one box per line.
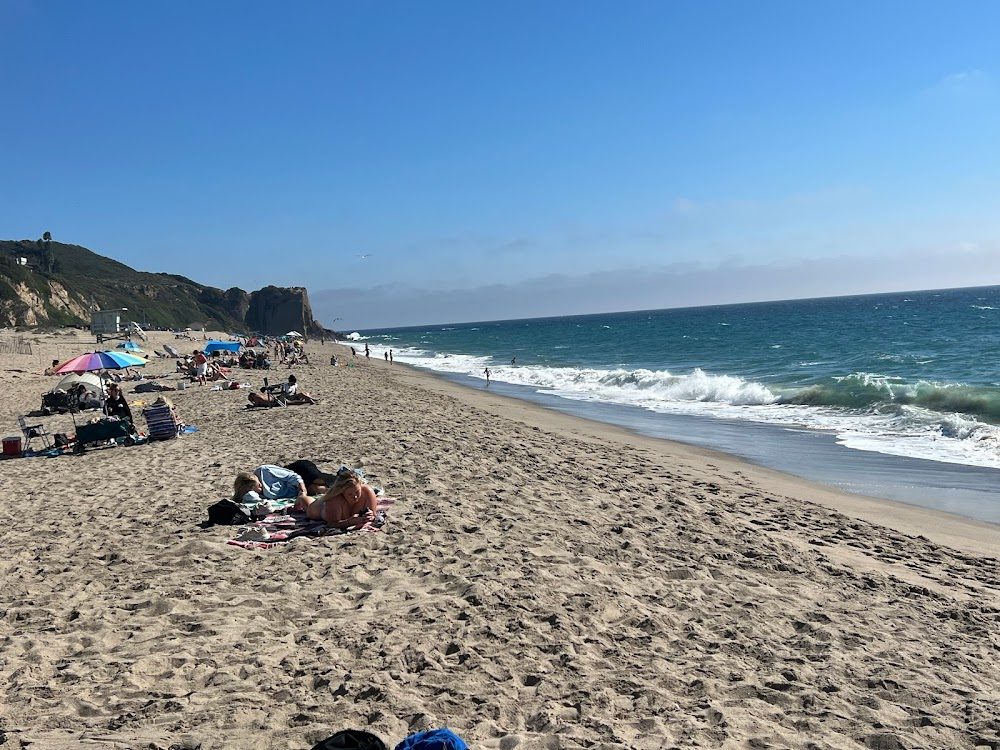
<box><xmin>0</xmin><ymin>329</ymin><xmax>998</xmax><ymax>750</ymax></box>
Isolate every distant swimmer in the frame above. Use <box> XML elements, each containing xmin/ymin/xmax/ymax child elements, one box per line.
<box><xmin>511</xmin><ymin>357</ymin><xmax>516</xmax><ymax>366</ymax></box>
<box><xmin>484</xmin><ymin>367</ymin><xmax>491</xmax><ymax>385</ymax></box>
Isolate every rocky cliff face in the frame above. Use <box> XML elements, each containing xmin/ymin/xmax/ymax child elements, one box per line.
<box><xmin>245</xmin><ymin>286</ymin><xmax>326</xmax><ymax>336</ymax></box>
<box><xmin>0</xmin><ymin>239</ymin><xmax>329</xmax><ymax>334</ymax></box>
<box><xmin>0</xmin><ymin>278</ymin><xmax>92</xmax><ymax>328</ymax></box>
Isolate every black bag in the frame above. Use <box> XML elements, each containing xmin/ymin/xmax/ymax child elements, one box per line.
<box><xmin>53</xmin><ymin>433</ymin><xmax>70</xmax><ymax>448</ymax></box>
<box><xmin>207</xmin><ymin>499</ymin><xmax>251</xmax><ymax>526</ymax></box>
<box><xmin>310</xmin><ymin>730</ymin><xmax>388</xmax><ymax>750</ymax></box>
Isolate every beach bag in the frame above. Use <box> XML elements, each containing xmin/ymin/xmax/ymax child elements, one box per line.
<box><xmin>311</xmin><ymin>730</ymin><xmax>389</xmax><ymax>750</ymax></box>
<box><xmin>207</xmin><ymin>499</ymin><xmax>251</xmax><ymax>526</ymax></box>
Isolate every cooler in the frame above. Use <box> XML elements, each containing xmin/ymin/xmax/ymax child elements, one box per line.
<box><xmin>2</xmin><ymin>436</ymin><xmax>22</xmax><ymax>456</ymax></box>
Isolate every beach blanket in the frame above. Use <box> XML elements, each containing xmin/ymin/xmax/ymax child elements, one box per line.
<box><xmin>227</xmin><ymin>497</ymin><xmax>394</xmax><ymax>550</ymax></box>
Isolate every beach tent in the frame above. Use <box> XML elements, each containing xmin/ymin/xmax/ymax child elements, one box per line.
<box><xmin>116</xmin><ymin>341</ymin><xmax>144</xmax><ymax>353</ymax></box>
<box><xmin>285</xmin><ymin>330</ymin><xmax>303</xmax><ymax>338</ymax></box>
<box><xmin>54</xmin><ymin>371</ymin><xmax>103</xmax><ymax>393</ymax></box>
<box><xmin>204</xmin><ymin>340</ymin><xmax>241</xmax><ymax>354</ymax></box>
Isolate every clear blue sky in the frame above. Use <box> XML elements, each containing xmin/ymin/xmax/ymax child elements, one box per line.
<box><xmin>2</xmin><ymin>1</ymin><xmax>999</xmax><ymax>329</ymax></box>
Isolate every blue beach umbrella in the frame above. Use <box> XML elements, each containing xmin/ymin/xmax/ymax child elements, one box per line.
<box><xmin>100</xmin><ymin>350</ymin><xmax>149</xmax><ymax>368</ymax></box>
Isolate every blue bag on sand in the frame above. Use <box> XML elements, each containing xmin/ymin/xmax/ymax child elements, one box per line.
<box><xmin>394</xmin><ymin>728</ymin><xmax>468</xmax><ymax>750</ymax></box>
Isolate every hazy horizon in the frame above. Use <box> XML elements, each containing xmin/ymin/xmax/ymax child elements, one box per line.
<box><xmin>327</xmin><ymin>279</ymin><xmax>1000</xmax><ymax>332</ymax></box>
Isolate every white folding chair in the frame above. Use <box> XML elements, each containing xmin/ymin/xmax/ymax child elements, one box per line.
<box><xmin>18</xmin><ymin>415</ymin><xmax>52</xmax><ymax>450</ymax></box>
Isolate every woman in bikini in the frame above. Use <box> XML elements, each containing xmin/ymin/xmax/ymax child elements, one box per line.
<box><xmin>298</xmin><ymin>468</ymin><xmax>378</xmax><ymax>529</ymax></box>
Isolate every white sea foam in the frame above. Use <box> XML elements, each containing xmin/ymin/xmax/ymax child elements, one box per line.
<box><xmin>384</xmin><ymin>345</ymin><xmax>1000</xmax><ymax>470</ymax></box>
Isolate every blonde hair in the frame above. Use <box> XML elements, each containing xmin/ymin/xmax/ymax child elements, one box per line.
<box><xmin>233</xmin><ymin>472</ymin><xmax>258</xmax><ymax>501</ymax></box>
<box><xmin>325</xmin><ymin>468</ymin><xmax>362</xmax><ymax>498</ymax></box>
<box><xmin>153</xmin><ymin>395</ymin><xmax>174</xmax><ymax>408</ymax></box>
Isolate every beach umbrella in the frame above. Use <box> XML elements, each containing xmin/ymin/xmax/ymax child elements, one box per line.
<box><xmin>116</xmin><ymin>341</ymin><xmax>144</xmax><ymax>353</ymax></box>
<box><xmin>53</xmin><ymin>352</ymin><xmax>147</xmax><ymax>426</ymax></box>
<box><xmin>55</xmin><ymin>351</ymin><xmax>147</xmax><ymax>374</ymax></box>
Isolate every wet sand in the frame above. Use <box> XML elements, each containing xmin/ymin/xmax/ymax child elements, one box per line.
<box><xmin>0</xmin><ymin>329</ymin><xmax>998</xmax><ymax>749</ymax></box>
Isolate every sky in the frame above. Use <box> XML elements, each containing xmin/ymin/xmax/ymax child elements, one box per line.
<box><xmin>2</xmin><ymin>1</ymin><xmax>1000</xmax><ymax>330</ymax></box>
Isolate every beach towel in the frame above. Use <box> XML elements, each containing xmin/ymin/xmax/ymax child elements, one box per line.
<box><xmin>227</xmin><ymin>497</ymin><xmax>394</xmax><ymax>550</ymax></box>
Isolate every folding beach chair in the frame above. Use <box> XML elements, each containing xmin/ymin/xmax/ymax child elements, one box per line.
<box><xmin>141</xmin><ymin>404</ymin><xmax>182</xmax><ymax>441</ymax></box>
<box><xmin>18</xmin><ymin>415</ymin><xmax>52</xmax><ymax>450</ymax></box>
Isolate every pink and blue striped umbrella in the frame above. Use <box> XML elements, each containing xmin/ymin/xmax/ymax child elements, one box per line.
<box><xmin>54</xmin><ymin>351</ymin><xmax>148</xmax><ymax>374</ymax></box>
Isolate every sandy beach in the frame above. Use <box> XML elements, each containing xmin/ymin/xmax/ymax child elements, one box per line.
<box><xmin>1</xmin><ymin>329</ymin><xmax>998</xmax><ymax>750</ymax></box>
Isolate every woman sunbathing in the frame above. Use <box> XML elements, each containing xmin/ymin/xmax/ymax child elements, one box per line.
<box><xmin>206</xmin><ymin>361</ymin><xmax>230</xmax><ymax>382</ymax></box>
<box><xmin>298</xmin><ymin>468</ymin><xmax>378</xmax><ymax>529</ymax></box>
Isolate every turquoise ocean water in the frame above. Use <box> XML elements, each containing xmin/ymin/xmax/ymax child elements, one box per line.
<box><xmin>344</xmin><ymin>286</ymin><xmax>1000</xmax><ymax>523</ymax></box>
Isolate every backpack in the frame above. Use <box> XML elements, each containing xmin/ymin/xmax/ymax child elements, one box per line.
<box><xmin>207</xmin><ymin>499</ymin><xmax>251</xmax><ymax>526</ymax></box>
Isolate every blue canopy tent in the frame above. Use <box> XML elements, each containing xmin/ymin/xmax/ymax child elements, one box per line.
<box><xmin>204</xmin><ymin>340</ymin><xmax>241</xmax><ymax>354</ymax></box>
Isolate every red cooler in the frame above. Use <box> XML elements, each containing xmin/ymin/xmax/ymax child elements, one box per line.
<box><xmin>2</xmin><ymin>436</ymin><xmax>22</xmax><ymax>457</ymax></box>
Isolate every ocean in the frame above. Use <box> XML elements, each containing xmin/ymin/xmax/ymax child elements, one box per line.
<box><xmin>343</xmin><ymin>286</ymin><xmax>1000</xmax><ymax>524</ymax></box>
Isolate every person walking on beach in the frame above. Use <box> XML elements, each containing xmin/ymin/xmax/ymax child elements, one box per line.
<box><xmin>484</xmin><ymin>367</ymin><xmax>491</xmax><ymax>386</ymax></box>
<box><xmin>384</xmin><ymin>351</ymin><xmax>389</xmax><ymax>362</ymax></box>
<box><xmin>389</xmin><ymin>350</ymin><xmax>393</xmax><ymax>364</ymax></box>
<box><xmin>193</xmin><ymin>349</ymin><xmax>208</xmax><ymax>385</ymax></box>
<box><xmin>350</xmin><ymin>346</ymin><xmax>357</xmax><ymax>357</ymax></box>
<box><xmin>365</xmin><ymin>344</ymin><xmax>370</xmax><ymax>359</ymax></box>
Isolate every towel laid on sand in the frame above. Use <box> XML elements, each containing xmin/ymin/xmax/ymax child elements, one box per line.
<box><xmin>227</xmin><ymin>497</ymin><xmax>394</xmax><ymax>550</ymax></box>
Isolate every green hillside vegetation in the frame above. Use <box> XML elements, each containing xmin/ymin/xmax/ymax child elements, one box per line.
<box><xmin>0</xmin><ymin>239</ymin><xmax>248</xmax><ymax>330</ymax></box>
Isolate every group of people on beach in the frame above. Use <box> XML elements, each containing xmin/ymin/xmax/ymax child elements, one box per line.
<box><xmin>178</xmin><ymin>350</ymin><xmax>230</xmax><ymax>384</ymax></box>
<box><xmin>233</xmin><ymin>461</ymin><xmax>378</xmax><ymax>530</ymax></box>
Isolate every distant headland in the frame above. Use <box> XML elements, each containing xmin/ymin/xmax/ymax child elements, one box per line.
<box><xmin>0</xmin><ymin>237</ymin><xmax>331</xmax><ymax>336</ymax></box>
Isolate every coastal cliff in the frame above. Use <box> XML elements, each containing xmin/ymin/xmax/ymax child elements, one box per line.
<box><xmin>0</xmin><ymin>239</ymin><xmax>329</xmax><ymax>335</ymax></box>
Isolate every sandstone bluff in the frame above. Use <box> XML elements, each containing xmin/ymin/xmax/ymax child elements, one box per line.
<box><xmin>0</xmin><ymin>239</ymin><xmax>330</xmax><ymax>336</ymax></box>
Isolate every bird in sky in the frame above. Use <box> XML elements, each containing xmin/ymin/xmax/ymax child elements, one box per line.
<box><xmin>358</xmin><ymin>254</ymin><xmax>373</xmax><ymax>260</ymax></box>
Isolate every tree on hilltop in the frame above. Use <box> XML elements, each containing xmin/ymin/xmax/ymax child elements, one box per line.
<box><xmin>37</xmin><ymin>231</ymin><xmax>54</xmax><ymax>274</ymax></box>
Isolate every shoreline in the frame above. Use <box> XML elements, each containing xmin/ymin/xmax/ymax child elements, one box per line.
<box><xmin>385</xmin><ymin>358</ymin><xmax>1000</xmax><ymax>558</ymax></box>
<box><xmin>1</xmin><ymin>332</ymin><xmax>998</xmax><ymax>748</ymax></box>
<box><xmin>384</xmin><ymin>358</ymin><xmax>1000</xmax><ymax>525</ymax></box>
